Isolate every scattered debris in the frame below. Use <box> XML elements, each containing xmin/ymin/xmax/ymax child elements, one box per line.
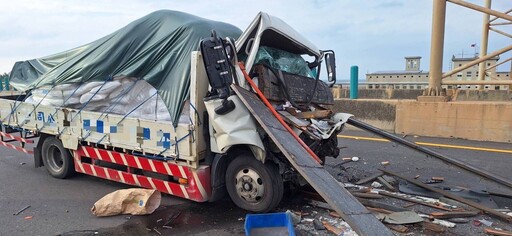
<box><xmin>414</xmin><ymin>175</ymin><xmax>420</xmax><ymax>179</ymax></box>
<box><xmin>431</xmin><ymin>176</ymin><xmax>445</xmax><ymax>182</ymax></box>
<box><xmin>419</xmin><ymin>214</ymin><xmax>456</xmax><ymax>228</ymax></box>
<box><xmin>313</xmin><ymin>219</ymin><xmax>325</xmax><ymax>230</ymax></box>
<box><xmin>380</xmin><ymin>169</ymin><xmax>512</xmax><ymax>222</ymax></box>
<box><xmin>371</xmin><ymin>181</ymin><xmax>383</xmax><ymax>188</ymax></box>
<box><xmin>351</xmin><ymin>192</ymin><xmax>383</xmax><ymax>199</ymax></box>
<box><xmin>329</xmin><ymin>212</ymin><xmax>341</xmax><ymax>218</ymax></box>
<box><xmin>422</xmin><ymin>221</ymin><xmax>446</xmax><ymax>233</ymax></box>
<box><xmin>377</xmin><ymin>176</ymin><xmax>395</xmax><ymax>191</ymax></box>
<box><xmin>381</xmin><ymin>175</ymin><xmax>397</xmax><ymax>185</ymax></box>
<box><xmin>430</xmin><ymin>211</ymin><xmax>479</xmax><ymax>219</ymax></box>
<box><xmin>473</xmin><ymin>219</ymin><xmax>483</xmax><ymax>227</ymax></box>
<box><xmin>322</xmin><ymin>221</ymin><xmax>344</xmax><ymax>235</ymax></box>
<box><xmin>351</xmin><ymin>156</ymin><xmax>360</xmax><ymax>162</ymax></box>
<box><xmin>378</xmin><ymin>191</ymin><xmax>455</xmax><ymax>211</ymax></box>
<box><xmin>91</xmin><ymin>188</ymin><xmax>161</xmax><ymax>217</ymax></box>
<box><xmin>478</xmin><ymin>218</ymin><xmax>494</xmax><ymax>227</ymax></box>
<box><xmin>383</xmin><ymin>211</ymin><xmax>424</xmax><ymax>225</ymax></box>
<box><xmin>380</xmin><ymin>161</ymin><xmax>390</xmax><ymax>166</ymax></box>
<box><xmin>355</xmin><ymin>172</ymin><xmax>383</xmax><ymax>185</ymax></box>
<box><xmin>13</xmin><ymin>205</ymin><xmax>31</xmax><ymax>215</ymax></box>
<box><xmin>152</xmin><ymin>227</ymin><xmax>162</xmax><ymax>235</ymax></box>
<box><xmin>357</xmin><ymin>198</ymin><xmax>409</xmax><ymax>212</ymax></box>
<box><xmin>484</xmin><ymin>228</ymin><xmax>512</xmax><ymax>236</ymax></box>
<box><xmin>24</xmin><ymin>216</ymin><xmax>32</xmax><ymax>220</ymax></box>
<box><xmin>19</xmin><ymin>162</ymin><xmax>26</xmax><ymax>165</ymax></box>
<box><xmin>447</xmin><ymin>218</ymin><xmax>470</xmax><ymax>223</ymax></box>
<box><xmin>386</xmin><ymin>224</ymin><xmax>409</xmax><ymax>233</ymax></box>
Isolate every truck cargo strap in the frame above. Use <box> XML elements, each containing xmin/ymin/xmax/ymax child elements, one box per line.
<box><xmin>231</xmin><ymin>85</ymin><xmax>393</xmax><ymax>236</ymax></box>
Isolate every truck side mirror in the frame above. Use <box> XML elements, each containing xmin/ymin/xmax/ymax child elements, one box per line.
<box><xmin>323</xmin><ymin>50</ymin><xmax>336</xmax><ymax>87</ymax></box>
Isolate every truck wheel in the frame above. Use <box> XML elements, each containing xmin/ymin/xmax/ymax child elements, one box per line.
<box><xmin>41</xmin><ymin>137</ymin><xmax>75</xmax><ymax>179</ymax></box>
<box><xmin>225</xmin><ymin>154</ymin><xmax>283</xmax><ymax>212</ymax></box>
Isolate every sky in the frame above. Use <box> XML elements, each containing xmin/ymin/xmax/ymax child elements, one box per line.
<box><xmin>0</xmin><ymin>0</ymin><xmax>510</xmax><ymax>80</ymax></box>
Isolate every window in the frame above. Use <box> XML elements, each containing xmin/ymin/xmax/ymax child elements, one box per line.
<box><xmin>396</xmin><ymin>75</ymin><xmax>399</xmax><ymax>78</ymax></box>
<box><xmin>457</xmin><ymin>73</ymin><xmax>462</xmax><ymax>77</ymax></box>
<box><xmin>369</xmin><ymin>76</ymin><xmax>372</xmax><ymax>78</ymax></box>
<box><xmin>466</xmin><ymin>71</ymin><xmax>472</xmax><ymax>77</ymax></box>
<box><xmin>416</xmin><ymin>85</ymin><xmax>421</xmax><ymax>89</ymax></box>
<box><xmin>368</xmin><ymin>85</ymin><xmax>373</xmax><ymax>89</ymax></box>
<box><xmin>404</xmin><ymin>75</ymin><xmax>406</xmax><ymax>78</ymax></box>
<box><xmin>376</xmin><ymin>76</ymin><xmax>379</xmax><ymax>78</ymax></box>
<box><xmin>487</xmin><ymin>63</ymin><xmax>491</xmax><ymax>66</ymax></box>
<box><xmin>375</xmin><ymin>85</ymin><xmax>380</xmax><ymax>89</ymax></box>
<box><xmin>497</xmin><ymin>74</ymin><xmax>500</xmax><ymax>77</ymax></box>
<box><xmin>459</xmin><ymin>64</ymin><xmax>462</xmax><ymax>67</ymax></box>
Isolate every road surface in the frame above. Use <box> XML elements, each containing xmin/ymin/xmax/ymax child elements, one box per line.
<box><xmin>1</xmin><ymin>129</ymin><xmax>511</xmax><ymax>235</ymax></box>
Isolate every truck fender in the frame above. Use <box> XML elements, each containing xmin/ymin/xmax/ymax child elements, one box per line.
<box><xmin>209</xmin><ymin>153</ymin><xmax>231</xmax><ymax>202</ymax></box>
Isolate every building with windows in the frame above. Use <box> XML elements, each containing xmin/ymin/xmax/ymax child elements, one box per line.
<box><xmin>366</xmin><ymin>56</ymin><xmax>510</xmax><ymax>90</ymax></box>
<box><xmin>366</xmin><ymin>56</ymin><xmax>428</xmax><ymax>90</ymax></box>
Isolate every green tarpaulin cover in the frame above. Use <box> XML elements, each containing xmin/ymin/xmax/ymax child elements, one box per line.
<box><xmin>9</xmin><ymin>10</ymin><xmax>241</xmax><ymax>126</ymax></box>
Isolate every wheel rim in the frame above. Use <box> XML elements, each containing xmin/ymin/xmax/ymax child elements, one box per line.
<box><xmin>234</xmin><ymin>167</ymin><xmax>265</xmax><ymax>204</ymax></box>
<box><xmin>47</xmin><ymin>145</ymin><xmax>64</xmax><ymax>172</ymax></box>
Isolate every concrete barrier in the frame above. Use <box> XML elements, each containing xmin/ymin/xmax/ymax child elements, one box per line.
<box><xmin>334</xmin><ymin>98</ymin><xmax>512</xmax><ymax>143</ymax></box>
<box><xmin>333</xmin><ymin>99</ymin><xmax>398</xmax><ymax>131</ymax></box>
<box><xmin>332</xmin><ymin>88</ymin><xmax>512</xmax><ymax>102</ymax></box>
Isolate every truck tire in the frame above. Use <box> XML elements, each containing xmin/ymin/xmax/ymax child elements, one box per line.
<box><xmin>41</xmin><ymin>137</ymin><xmax>75</xmax><ymax>179</ymax></box>
<box><xmin>225</xmin><ymin>153</ymin><xmax>283</xmax><ymax>212</ymax></box>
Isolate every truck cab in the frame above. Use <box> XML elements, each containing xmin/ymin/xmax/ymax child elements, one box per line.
<box><xmin>204</xmin><ymin>12</ymin><xmax>347</xmax><ymax>212</ymax></box>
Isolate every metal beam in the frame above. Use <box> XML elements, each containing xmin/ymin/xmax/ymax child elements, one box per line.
<box><xmin>486</xmin><ymin>57</ymin><xmax>512</xmax><ymax>71</ymax></box>
<box><xmin>490</xmin><ymin>21</ymin><xmax>512</xmax><ymax>26</ymax></box>
<box><xmin>346</xmin><ymin>118</ymin><xmax>512</xmax><ymax>190</ymax></box>
<box><xmin>489</xmin><ymin>27</ymin><xmax>512</xmax><ymax>38</ymax></box>
<box><xmin>477</xmin><ymin>0</ymin><xmax>491</xmax><ymax>90</ymax></box>
<box><xmin>447</xmin><ymin>0</ymin><xmax>512</xmax><ymax>22</ymax></box>
<box><xmin>489</xmin><ymin>8</ymin><xmax>512</xmax><ymax>23</ymax></box>
<box><xmin>427</xmin><ymin>0</ymin><xmax>446</xmax><ymax>95</ymax></box>
<box><xmin>443</xmin><ymin>44</ymin><xmax>512</xmax><ymax>78</ymax></box>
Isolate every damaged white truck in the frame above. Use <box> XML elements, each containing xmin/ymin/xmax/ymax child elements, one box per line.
<box><xmin>2</xmin><ymin>11</ymin><xmax>391</xmax><ymax>233</ymax></box>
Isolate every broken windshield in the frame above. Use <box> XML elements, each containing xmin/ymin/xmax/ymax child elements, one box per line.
<box><xmin>253</xmin><ymin>46</ymin><xmax>314</xmax><ymax>78</ymax></box>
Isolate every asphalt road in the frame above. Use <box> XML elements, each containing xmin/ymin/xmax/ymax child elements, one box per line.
<box><xmin>1</xmin><ymin>129</ymin><xmax>511</xmax><ymax>236</ymax></box>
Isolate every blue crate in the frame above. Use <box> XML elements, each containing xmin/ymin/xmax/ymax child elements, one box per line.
<box><xmin>245</xmin><ymin>212</ymin><xmax>295</xmax><ymax>236</ymax></box>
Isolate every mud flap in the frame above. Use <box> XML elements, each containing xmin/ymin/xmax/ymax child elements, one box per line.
<box><xmin>231</xmin><ymin>85</ymin><xmax>393</xmax><ymax>236</ymax></box>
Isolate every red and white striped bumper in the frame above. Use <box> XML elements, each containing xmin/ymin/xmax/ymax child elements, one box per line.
<box><xmin>74</xmin><ymin>146</ymin><xmax>211</xmax><ymax>202</ymax></box>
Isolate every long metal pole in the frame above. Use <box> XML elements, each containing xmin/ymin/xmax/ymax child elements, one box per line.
<box><xmin>346</xmin><ymin>118</ymin><xmax>512</xmax><ymax>190</ymax></box>
<box><xmin>489</xmin><ymin>27</ymin><xmax>512</xmax><ymax>38</ymax></box>
<box><xmin>489</xmin><ymin>8</ymin><xmax>512</xmax><ymax>23</ymax></box>
<box><xmin>427</xmin><ymin>0</ymin><xmax>446</xmax><ymax>96</ymax></box>
<box><xmin>447</xmin><ymin>0</ymin><xmax>512</xmax><ymax>22</ymax></box>
<box><xmin>443</xmin><ymin>44</ymin><xmax>512</xmax><ymax>78</ymax></box>
<box><xmin>478</xmin><ymin>0</ymin><xmax>491</xmax><ymax>90</ymax></box>
<box><xmin>486</xmin><ymin>57</ymin><xmax>512</xmax><ymax>71</ymax></box>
